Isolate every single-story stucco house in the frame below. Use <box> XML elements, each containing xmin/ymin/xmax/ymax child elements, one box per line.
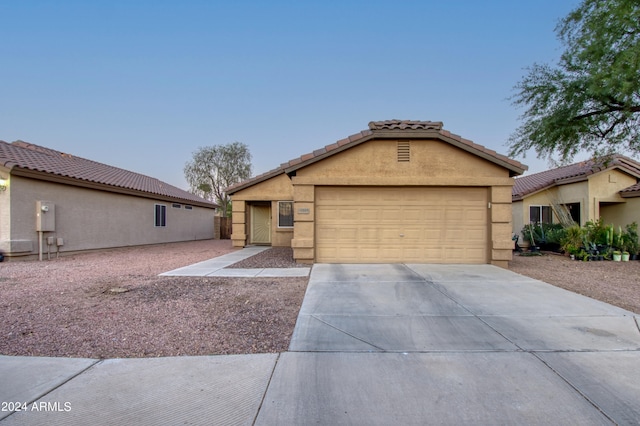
<box><xmin>227</xmin><ymin>120</ymin><xmax>527</xmax><ymax>268</ymax></box>
<box><xmin>0</xmin><ymin>140</ymin><xmax>218</xmax><ymax>259</ymax></box>
<box><xmin>512</xmin><ymin>155</ymin><xmax>640</xmax><ymax>240</ymax></box>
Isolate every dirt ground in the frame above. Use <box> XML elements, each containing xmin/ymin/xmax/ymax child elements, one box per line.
<box><xmin>0</xmin><ymin>241</ymin><xmax>638</xmax><ymax>359</ymax></box>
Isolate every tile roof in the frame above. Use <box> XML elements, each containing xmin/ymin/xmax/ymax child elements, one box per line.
<box><xmin>227</xmin><ymin>120</ymin><xmax>527</xmax><ymax>193</ymax></box>
<box><xmin>0</xmin><ymin>140</ymin><xmax>217</xmax><ymax>207</ymax></box>
<box><xmin>368</xmin><ymin>120</ymin><xmax>444</xmax><ymax>131</ymax></box>
<box><xmin>512</xmin><ymin>155</ymin><xmax>640</xmax><ymax>200</ymax></box>
<box><xmin>619</xmin><ymin>181</ymin><xmax>640</xmax><ymax>197</ymax></box>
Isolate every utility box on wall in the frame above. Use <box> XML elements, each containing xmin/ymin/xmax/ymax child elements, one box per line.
<box><xmin>36</xmin><ymin>201</ymin><xmax>55</xmax><ymax>231</ymax></box>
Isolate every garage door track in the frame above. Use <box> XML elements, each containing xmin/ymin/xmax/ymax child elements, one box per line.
<box><xmin>257</xmin><ymin>263</ymin><xmax>640</xmax><ymax>425</ymax></box>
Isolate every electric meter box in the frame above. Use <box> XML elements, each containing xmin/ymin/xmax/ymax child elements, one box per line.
<box><xmin>36</xmin><ymin>201</ymin><xmax>55</xmax><ymax>231</ymax></box>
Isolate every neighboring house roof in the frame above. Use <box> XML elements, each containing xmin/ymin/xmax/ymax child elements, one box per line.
<box><xmin>512</xmin><ymin>155</ymin><xmax>640</xmax><ymax>201</ymax></box>
<box><xmin>620</xmin><ymin>182</ymin><xmax>640</xmax><ymax>198</ymax></box>
<box><xmin>227</xmin><ymin>120</ymin><xmax>527</xmax><ymax>194</ymax></box>
<box><xmin>0</xmin><ymin>140</ymin><xmax>218</xmax><ymax>208</ymax></box>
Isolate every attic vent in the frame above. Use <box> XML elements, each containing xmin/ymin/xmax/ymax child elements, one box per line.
<box><xmin>397</xmin><ymin>141</ymin><xmax>410</xmax><ymax>162</ymax></box>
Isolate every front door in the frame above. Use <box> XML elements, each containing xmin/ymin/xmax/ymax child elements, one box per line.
<box><xmin>251</xmin><ymin>205</ymin><xmax>271</xmax><ymax>244</ymax></box>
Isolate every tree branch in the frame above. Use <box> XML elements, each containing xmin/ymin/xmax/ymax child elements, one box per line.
<box><xmin>571</xmin><ymin>104</ymin><xmax>640</xmax><ymax>122</ymax></box>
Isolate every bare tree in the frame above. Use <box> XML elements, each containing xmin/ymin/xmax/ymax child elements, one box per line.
<box><xmin>184</xmin><ymin>142</ymin><xmax>252</xmax><ymax>216</ymax></box>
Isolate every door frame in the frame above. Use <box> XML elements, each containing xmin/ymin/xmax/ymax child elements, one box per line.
<box><xmin>249</xmin><ymin>203</ymin><xmax>272</xmax><ymax>245</ymax></box>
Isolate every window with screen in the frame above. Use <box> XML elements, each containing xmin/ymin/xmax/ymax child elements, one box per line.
<box><xmin>278</xmin><ymin>201</ymin><xmax>294</xmax><ymax>228</ymax></box>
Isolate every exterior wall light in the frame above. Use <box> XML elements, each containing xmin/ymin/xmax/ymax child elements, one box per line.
<box><xmin>0</xmin><ymin>177</ymin><xmax>7</xmax><ymax>191</ymax></box>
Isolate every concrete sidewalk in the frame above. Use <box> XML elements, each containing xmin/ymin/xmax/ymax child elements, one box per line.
<box><xmin>2</xmin><ymin>264</ymin><xmax>639</xmax><ymax>425</ymax></box>
<box><xmin>159</xmin><ymin>246</ymin><xmax>311</xmax><ymax>277</ymax></box>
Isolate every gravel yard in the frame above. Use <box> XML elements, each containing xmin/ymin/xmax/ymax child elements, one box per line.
<box><xmin>0</xmin><ymin>240</ymin><xmax>307</xmax><ymax>358</ymax></box>
<box><xmin>509</xmin><ymin>252</ymin><xmax>640</xmax><ymax>315</ymax></box>
<box><xmin>1</xmin><ymin>241</ymin><xmax>638</xmax><ymax>359</ymax></box>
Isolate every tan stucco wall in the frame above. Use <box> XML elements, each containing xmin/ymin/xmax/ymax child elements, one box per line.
<box><xmin>230</xmin><ymin>174</ymin><xmax>295</xmax><ymax>248</ymax></box>
<box><xmin>231</xmin><ymin>138</ymin><xmax>517</xmax><ymax>266</ymax></box>
<box><xmin>0</xmin><ymin>175</ymin><xmax>215</xmax><ymax>257</ymax></box>
<box><xmin>588</xmin><ymin>170</ymin><xmax>636</xmax><ymax>219</ymax></box>
<box><xmin>294</xmin><ymin>139</ymin><xmax>510</xmax><ymax>184</ymax></box>
<box><xmin>512</xmin><ymin>200</ymin><xmax>524</xmax><ymax>242</ymax></box>
<box><xmin>601</xmin><ymin>198</ymin><xmax>640</xmax><ymax>227</ymax></box>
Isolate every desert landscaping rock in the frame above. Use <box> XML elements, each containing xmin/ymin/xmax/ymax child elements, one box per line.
<box><xmin>226</xmin><ymin>247</ymin><xmax>303</xmax><ymax>269</ymax></box>
<box><xmin>509</xmin><ymin>252</ymin><xmax>640</xmax><ymax>314</ymax></box>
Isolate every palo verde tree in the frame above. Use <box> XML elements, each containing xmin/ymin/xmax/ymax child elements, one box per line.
<box><xmin>184</xmin><ymin>142</ymin><xmax>252</xmax><ymax>217</ymax></box>
<box><xmin>509</xmin><ymin>0</ymin><xmax>640</xmax><ymax>163</ymax></box>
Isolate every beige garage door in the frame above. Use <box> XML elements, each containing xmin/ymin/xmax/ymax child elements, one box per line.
<box><xmin>315</xmin><ymin>186</ymin><xmax>488</xmax><ymax>263</ymax></box>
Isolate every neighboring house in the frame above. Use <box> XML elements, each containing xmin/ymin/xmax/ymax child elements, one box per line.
<box><xmin>512</xmin><ymin>155</ymin><xmax>640</xmax><ymax>240</ymax></box>
<box><xmin>0</xmin><ymin>141</ymin><xmax>219</xmax><ymax>259</ymax></box>
<box><xmin>227</xmin><ymin>120</ymin><xmax>527</xmax><ymax>268</ymax></box>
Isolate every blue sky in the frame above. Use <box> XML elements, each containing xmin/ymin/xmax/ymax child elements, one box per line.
<box><xmin>1</xmin><ymin>0</ymin><xmax>583</xmax><ymax>189</ymax></box>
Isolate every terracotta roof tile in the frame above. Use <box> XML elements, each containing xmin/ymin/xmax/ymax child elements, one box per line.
<box><xmin>324</xmin><ymin>142</ymin><xmax>339</xmax><ymax>152</ymax></box>
<box><xmin>300</xmin><ymin>153</ymin><xmax>314</xmax><ymax>162</ymax></box>
<box><xmin>0</xmin><ymin>140</ymin><xmax>217</xmax><ymax>207</ymax></box>
<box><xmin>348</xmin><ymin>132</ymin><xmax>364</xmax><ymax>142</ymax></box>
<box><xmin>369</xmin><ymin>120</ymin><xmax>443</xmax><ymax>131</ymax></box>
<box><xmin>620</xmin><ymin>182</ymin><xmax>640</xmax><ymax>197</ymax></box>
<box><xmin>512</xmin><ymin>155</ymin><xmax>640</xmax><ymax>200</ymax></box>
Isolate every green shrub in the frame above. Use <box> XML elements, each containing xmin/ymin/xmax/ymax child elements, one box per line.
<box><xmin>561</xmin><ymin>224</ymin><xmax>583</xmax><ymax>253</ymax></box>
<box><xmin>521</xmin><ymin>223</ymin><xmax>564</xmax><ymax>244</ymax></box>
<box><xmin>543</xmin><ymin>225</ymin><xmax>566</xmax><ymax>245</ymax></box>
<box><xmin>584</xmin><ymin>218</ymin><xmax>609</xmax><ymax>246</ymax></box>
<box><xmin>624</xmin><ymin>222</ymin><xmax>639</xmax><ymax>255</ymax></box>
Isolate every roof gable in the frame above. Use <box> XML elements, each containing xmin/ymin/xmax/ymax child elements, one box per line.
<box><xmin>0</xmin><ymin>140</ymin><xmax>217</xmax><ymax>207</ymax></box>
<box><xmin>227</xmin><ymin>120</ymin><xmax>527</xmax><ymax>194</ymax></box>
<box><xmin>512</xmin><ymin>155</ymin><xmax>640</xmax><ymax>201</ymax></box>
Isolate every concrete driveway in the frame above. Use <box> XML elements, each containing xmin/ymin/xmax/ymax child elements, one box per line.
<box><xmin>257</xmin><ymin>264</ymin><xmax>640</xmax><ymax>425</ymax></box>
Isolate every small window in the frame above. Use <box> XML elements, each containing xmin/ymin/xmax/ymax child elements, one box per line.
<box><xmin>278</xmin><ymin>201</ymin><xmax>294</xmax><ymax>228</ymax></box>
<box><xmin>172</xmin><ymin>203</ymin><xmax>182</xmax><ymax>209</ymax></box>
<box><xmin>529</xmin><ymin>205</ymin><xmax>551</xmax><ymax>224</ymax></box>
<box><xmin>155</xmin><ymin>204</ymin><xmax>167</xmax><ymax>227</ymax></box>
<box><xmin>184</xmin><ymin>205</ymin><xmax>193</xmax><ymax>210</ymax></box>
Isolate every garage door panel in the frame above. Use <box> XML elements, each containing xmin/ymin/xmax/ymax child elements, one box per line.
<box><xmin>361</xmin><ymin>209</ymin><xmax>381</xmax><ymax>220</ymax></box>
<box><xmin>465</xmin><ymin>229</ymin><xmax>486</xmax><ymax>241</ymax></box>
<box><xmin>379</xmin><ymin>247</ymin><xmax>402</xmax><ymax>259</ymax></box>
<box><xmin>402</xmin><ymin>208</ymin><xmax>424</xmax><ymax>221</ymax></box>
<box><xmin>315</xmin><ymin>187</ymin><xmax>487</xmax><ymax>263</ymax></box>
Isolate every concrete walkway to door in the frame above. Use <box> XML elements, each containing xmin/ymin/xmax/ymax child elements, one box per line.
<box><xmin>256</xmin><ymin>263</ymin><xmax>640</xmax><ymax>425</ymax></box>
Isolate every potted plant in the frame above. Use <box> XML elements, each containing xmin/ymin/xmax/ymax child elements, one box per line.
<box><xmin>612</xmin><ymin>250</ymin><xmax>622</xmax><ymax>262</ymax></box>
<box><xmin>622</xmin><ymin>251</ymin><xmax>630</xmax><ymax>262</ymax></box>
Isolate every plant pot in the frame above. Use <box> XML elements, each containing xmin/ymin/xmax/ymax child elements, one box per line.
<box><xmin>622</xmin><ymin>253</ymin><xmax>630</xmax><ymax>262</ymax></box>
<box><xmin>613</xmin><ymin>253</ymin><xmax>622</xmax><ymax>262</ymax></box>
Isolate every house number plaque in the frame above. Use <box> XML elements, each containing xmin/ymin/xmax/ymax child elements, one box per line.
<box><xmin>298</xmin><ymin>208</ymin><xmax>310</xmax><ymax>214</ymax></box>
